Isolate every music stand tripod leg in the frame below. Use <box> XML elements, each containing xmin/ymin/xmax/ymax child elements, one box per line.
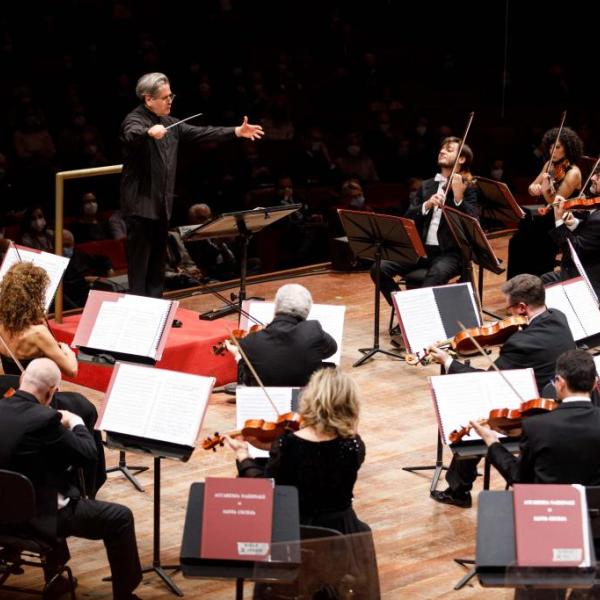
<box><xmin>453</xmin><ymin>558</ymin><xmax>477</xmax><ymax>590</ymax></box>
<box><xmin>236</xmin><ymin>578</ymin><xmax>244</xmax><ymax>599</ymax></box>
<box><xmin>105</xmin><ymin>450</ymin><xmax>149</xmax><ymax>492</ymax></box>
<box><xmin>402</xmin><ymin>430</ymin><xmax>448</xmax><ymax>493</ymax></box>
<box><xmin>353</xmin><ymin>244</ymin><xmax>403</xmax><ymax>367</ymax></box>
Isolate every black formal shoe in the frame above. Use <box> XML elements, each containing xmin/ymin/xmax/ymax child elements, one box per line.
<box><xmin>430</xmin><ymin>488</ymin><xmax>472</xmax><ymax>508</ymax></box>
<box><xmin>43</xmin><ymin>574</ymin><xmax>77</xmax><ymax>599</ymax></box>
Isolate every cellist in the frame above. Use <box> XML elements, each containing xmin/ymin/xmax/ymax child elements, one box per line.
<box><xmin>427</xmin><ymin>274</ymin><xmax>575</xmax><ymax>508</ymax></box>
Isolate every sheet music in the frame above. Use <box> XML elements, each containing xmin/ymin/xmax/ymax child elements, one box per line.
<box><xmin>236</xmin><ymin>387</ymin><xmax>294</xmax><ymax>458</ymax></box>
<box><xmin>239</xmin><ymin>301</ymin><xmax>345</xmax><ymax>365</ymax></box>
<box><xmin>545</xmin><ymin>279</ymin><xmax>600</xmax><ymax>341</ymax></box>
<box><xmin>567</xmin><ymin>239</ymin><xmax>599</xmax><ymax>305</ymax></box>
<box><xmin>99</xmin><ymin>363</ymin><xmax>213</xmax><ymax>446</ymax></box>
<box><xmin>86</xmin><ymin>296</ymin><xmax>172</xmax><ymax>358</ymax></box>
<box><xmin>594</xmin><ymin>355</ymin><xmax>600</xmax><ymax>378</ymax></box>
<box><xmin>392</xmin><ymin>288</ymin><xmax>446</xmax><ymax>353</ymax></box>
<box><xmin>430</xmin><ymin>369</ymin><xmax>538</xmax><ymax>444</ymax></box>
<box><xmin>0</xmin><ymin>244</ymin><xmax>70</xmax><ymax>311</ymax></box>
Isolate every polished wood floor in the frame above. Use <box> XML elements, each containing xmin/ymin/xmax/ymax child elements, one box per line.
<box><xmin>2</xmin><ymin>238</ymin><xmax>517</xmax><ymax>599</ymax></box>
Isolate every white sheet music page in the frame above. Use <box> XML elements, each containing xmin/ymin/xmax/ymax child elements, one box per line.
<box><xmin>99</xmin><ymin>362</ymin><xmax>213</xmax><ymax>446</ymax></box>
<box><xmin>594</xmin><ymin>355</ymin><xmax>600</xmax><ymax>378</ymax></box>
<box><xmin>429</xmin><ymin>369</ymin><xmax>538</xmax><ymax>444</ymax></box>
<box><xmin>86</xmin><ymin>295</ymin><xmax>172</xmax><ymax>358</ymax></box>
<box><xmin>235</xmin><ymin>387</ymin><xmax>294</xmax><ymax>458</ymax></box>
<box><xmin>0</xmin><ymin>244</ymin><xmax>69</xmax><ymax>311</ymax></box>
<box><xmin>239</xmin><ymin>301</ymin><xmax>345</xmax><ymax>365</ymax></box>
<box><xmin>567</xmin><ymin>239</ymin><xmax>599</xmax><ymax>305</ymax></box>
<box><xmin>563</xmin><ymin>278</ymin><xmax>600</xmax><ymax>338</ymax></box>
<box><xmin>392</xmin><ymin>288</ymin><xmax>445</xmax><ymax>353</ymax></box>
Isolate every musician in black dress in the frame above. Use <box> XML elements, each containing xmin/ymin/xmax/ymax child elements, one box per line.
<box><xmin>225</xmin><ymin>368</ymin><xmax>380</xmax><ymax>598</ymax></box>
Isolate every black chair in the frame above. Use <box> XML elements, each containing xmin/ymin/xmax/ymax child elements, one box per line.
<box><xmin>0</xmin><ymin>469</ymin><xmax>76</xmax><ymax>598</ymax></box>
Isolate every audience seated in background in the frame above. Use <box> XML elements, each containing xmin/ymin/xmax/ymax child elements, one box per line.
<box><xmin>20</xmin><ymin>205</ymin><xmax>54</xmax><ymax>252</ymax></box>
<box><xmin>70</xmin><ymin>192</ymin><xmax>112</xmax><ymax>242</ymax></box>
<box><xmin>335</xmin><ymin>132</ymin><xmax>379</xmax><ymax>183</ymax></box>
<box><xmin>108</xmin><ymin>209</ymin><xmax>127</xmax><ymax>240</ymax></box>
<box><xmin>164</xmin><ymin>229</ymin><xmax>205</xmax><ymax>290</ymax></box>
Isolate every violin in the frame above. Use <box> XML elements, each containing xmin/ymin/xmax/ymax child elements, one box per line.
<box><xmin>405</xmin><ymin>315</ymin><xmax>528</xmax><ymax>366</ymax></box>
<box><xmin>2</xmin><ymin>387</ymin><xmax>16</xmax><ymax>398</ymax></box>
<box><xmin>202</xmin><ymin>411</ymin><xmax>303</xmax><ymax>451</ymax></box>
<box><xmin>212</xmin><ymin>325</ymin><xmax>263</xmax><ymax>356</ymax></box>
<box><xmin>448</xmin><ymin>398</ymin><xmax>557</xmax><ymax>443</ymax></box>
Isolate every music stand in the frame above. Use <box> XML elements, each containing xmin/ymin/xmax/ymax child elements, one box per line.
<box><xmin>475</xmin><ymin>176</ymin><xmax>525</xmax><ymax>230</ymax></box>
<box><xmin>337</xmin><ymin>209</ymin><xmax>427</xmax><ymax>367</ymax></box>
<box><xmin>442</xmin><ymin>206</ymin><xmax>504</xmax><ymax>319</ymax></box>
<box><xmin>181</xmin><ymin>205</ymin><xmax>302</xmax><ymax>318</ymax></box>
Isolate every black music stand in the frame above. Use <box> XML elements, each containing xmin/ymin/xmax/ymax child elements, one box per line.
<box><xmin>442</xmin><ymin>206</ymin><xmax>504</xmax><ymax>319</ymax></box>
<box><xmin>105</xmin><ymin>433</ymin><xmax>197</xmax><ymax>596</ymax></box>
<box><xmin>180</xmin><ymin>482</ymin><xmax>300</xmax><ymax>600</ymax></box>
<box><xmin>337</xmin><ymin>209</ymin><xmax>427</xmax><ymax>367</ymax></box>
<box><xmin>182</xmin><ymin>205</ymin><xmax>301</xmax><ymax>319</ymax></box>
<box><xmin>475</xmin><ymin>176</ymin><xmax>525</xmax><ymax>231</ymax></box>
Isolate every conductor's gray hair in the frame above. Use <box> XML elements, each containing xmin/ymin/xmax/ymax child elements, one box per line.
<box><xmin>22</xmin><ymin>358</ymin><xmax>61</xmax><ymax>392</ymax></box>
<box><xmin>136</xmin><ymin>72</ymin><xmax>170</xmax><ymax>100</ymax></box>
<box><xmin>274</xmin><ymin>284</ymin><xmax>313</xmax><ymax>320</ymax></box>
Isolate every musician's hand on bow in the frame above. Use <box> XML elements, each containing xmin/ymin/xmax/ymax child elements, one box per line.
<box><xmin>224</xmin><ymin>339</ymin><xmax>241</xmax><ymax>362</ymax></box>
<box><xmin>450</xmin><ymin>173</ymin><xmax>467</xmax><ymax>201</ymax></box>
<box><xmin>223</xmin><ymin>434</ymin><xmax>251</xmax><ymax>461</ymax></box>
<box><xmin>470</xmin><ymin>419</ymin><xmax>499</xmax><ymax>446</ymax></box>
<box><xmin>553</xmin><ymin>195</ymin><xmax>567</xmax><ymax>220</ymax></box>
<box><xmin>425</xmin><ymin>192</ymin><xmax>444</xmax><ymax>211</ymax></box>
<box><xmin>148</xmin><ymin>124</ymin><xmax>168</xmax><ymax>139</ymax></box>
<box><xmin>427</xmin><ymin>345</ymin><xmax>448</xmax><ymax>365</ymax></box>
<box><xmin>235</xmin><ymin>116</ymin><xmax>264</xmax><ymax>141</ymax></box>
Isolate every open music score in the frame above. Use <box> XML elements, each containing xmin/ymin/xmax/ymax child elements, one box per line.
<box><xmin>236</xmin><ymin>387</ymin><xmax>298</xmax><ymax>458</ymax></box>
<box><xmin>392</xmin><ymin>282</ymin><xmax>480</xmax><ymax>354</ymax></box>
<box><xmin>239</xmin><ymin>300</ymin><xmax>345</xmax><ymax>365</ymax></box>
<box><xmin>0</xmin><ymin>243</ymin><xmax>70</xmax><ymax>311</ymax></box>
<box><xmin>566</xmin><ymin>239</ymin><xmax>599</xmax><ymax>305</ymax></box>
<box><xmin>544</xmin><ymin>277</ymin><xmax>600</xmax><ymax>342</ymax></box>
<box><xmin>97</xmin><ymin>362</ymin><xmax>214</xmax><ymax>447</ymax></box>
<box><xmin>429</xmin><ymin>369</ymin><xmax>538</xmax><ymax>445</ymax></box>
<box><xmin>73</xmin><ymin>290</ymin><xmax>179</xmax><ymax>362</ymax></box>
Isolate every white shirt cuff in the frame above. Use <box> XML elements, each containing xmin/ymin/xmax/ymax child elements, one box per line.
<box><xmin>68</xmin><ymin>415</ymin><xmax>85</xmax><ymax>430</ymax></box>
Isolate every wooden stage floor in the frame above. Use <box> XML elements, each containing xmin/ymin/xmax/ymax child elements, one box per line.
<box><xmin>3</xmin><ymin>237</ymin><xmax>516</xmax><ymax>599</ymax></box>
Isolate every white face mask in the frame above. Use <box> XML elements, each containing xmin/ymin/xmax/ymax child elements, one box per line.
<box><xmin>491</xmin><ymin>168</ymin><xmax>504</xmax><ymax>180</ymax></box>
<box><xmin>350</xmin><ymin>195</ymin><xmax>365</xmax><ymax>208</ymax></box>
<box><xmin>83</xmin><ymin>201</ymin><xmax>98</xmax><ymax>216</ymax></box>
<box><xmin>31</xmin><ymin>217</ymin><xmax>46</xmax><ymax>232</ymax></box>
<box><xmin>415</xmin><ymin>125</ymin><xmax>427</xmax><ymax>136</ymax></box>
<box><xmin>347</xmin><ymin>145</ymin><xmax>361</xmax><ymax>157</ymax></box>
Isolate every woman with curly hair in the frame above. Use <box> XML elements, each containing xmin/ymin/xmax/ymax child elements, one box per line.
<box><xmin>508</xmin><ymin>126</ymin><xmax>584</xmax><ymax>278</ymax></box>
<box><xmin>225</xmin><ymin>368</ymin><xmax>380</xmax><ymax>598</ymax></box>
<box><xmin>0</xmin><ymin>262</ymin><xmax>78</xmax><ymax>377</ymax></box>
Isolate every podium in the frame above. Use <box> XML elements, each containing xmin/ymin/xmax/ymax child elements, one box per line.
<box><xmin>180</xmin><ymin>482</ymin><xmax>300</xmax><ymax>599</ymax></box>
<box><xmin>181</xmin><ymin>205</ymin><xmax>301</xmax><ymax>318</ymax></box>
<box><xmin>337</xmin><ymin>209</ymin><xmax>426</xmax><ymax>367</ymax></box>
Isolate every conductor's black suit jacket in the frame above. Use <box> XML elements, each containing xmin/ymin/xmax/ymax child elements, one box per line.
<box><xmin>239</xmin><ymin>314</ymin><xmax>338</xmax><ymax>387</ymax></box>
<box><xmin>488</xmin><ymin>400</ymin><xmax>600</xmax><ymax>485</ymax></box>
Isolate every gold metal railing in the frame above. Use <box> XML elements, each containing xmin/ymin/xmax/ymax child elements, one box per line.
<box><xmin>54</xmin><ymin>164</ymin><xmax>123</xmax><ymax>323</ymax></box>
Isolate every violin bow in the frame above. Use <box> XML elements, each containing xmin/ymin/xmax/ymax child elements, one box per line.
<box><xmin>225</xmin><ymin>327</ymin><xmax>280</xmax><ymax>417</ymax></box>
<box><xmin>544</xmin><ymin>110</ymin><xmax>567</xmax><ymax>182</ymax></box>
<box><xmin>441</xmin><ymin>111</ymin><xmax>475</xmax><ymax>203</ymax></box>
<box><xmin>578</xmin><ymin>155</ymin><xmax>600</xmax><ymax>200</ymax></box>
<box><xmin>456</xmin><ymin>320</ymin><xmax>525</xmax><ymax>404</ymax></box>
<box><xmin>0</xmin><ymin>331</ymin><xmax>25</xmax><ymax>374</ymax></box>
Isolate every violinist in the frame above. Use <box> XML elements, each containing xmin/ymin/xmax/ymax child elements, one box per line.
<box><xmin>225</xmin><ymin>283</ymin><xmax>337</xmax><ymax>387</ymax></box>
<box><xmin>471</xmin><ymin>349</ymin><xmax>600</xmax><ymax>487</ymax></box>
<box><xmin>428</xmin><ymin>274</ymin><xmax>575</xmax><ymax>508</ymax></box>
<box><xmin>371</xmin><ymin>136</ymin><xmax>479</xmax><ymax>308</ymax></box>
<box><xmin>224</xmin><ymin>368</ymin><xmax>380</xmax><ymax>597</ymax></box>
<box><xmin>507</xmin><ymin>126</ymin><xmax>583</xmax><ymax>278</ymax></box>
<box><xmin>542</xmin><ymin>165</ymin><xmax>600</xmax><ymax>298</ymax></box>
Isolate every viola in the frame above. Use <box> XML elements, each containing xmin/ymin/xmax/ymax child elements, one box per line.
<box><xmin>405</xmin><ymin>315</ymin><xmax>528</xmax><ymax>366</ymax></box>
<box><xmin>212</xmin><ymin>325</ymin><xmax>263</xmax><ymax>356</ymax></box>
<box><xmin>448</xmin><ymin>398</ymin><xmax>557</xmax><ymax>443</ymax></box>
<box><xmin>556</xmin><ymin>195</ymin><xmax>600</xmax><ymax>212</ymax></box>
<box><xmin>202</xmin><ymin>411</ymin><xmax>303</xmax><ymax>451</ymax></box>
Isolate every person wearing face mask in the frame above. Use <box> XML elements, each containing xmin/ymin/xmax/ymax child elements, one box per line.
<box><xmin>20</xmin><ymin>205</ymin><xmax>54</xmax><ymax>252</ymax></box>
<box><xmin>370</xmin><ymin>137</ymin><xmax>478</xmax><ymax>308</ymax></box>
<box><xmin>70</xmin><ymin>192</ymin><xmax>111</xmax><ymax>242</ymax></box>
<box><xmin>120</xmin><ymin>72</ymin><xmax>264</xmax><ymax>298</ymax></box>
<box><xmin>335</xmin><ymin>132</ymin><xmax>379</xmax><ymax>183</ymax></box>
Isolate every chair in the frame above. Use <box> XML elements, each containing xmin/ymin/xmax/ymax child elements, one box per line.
<box><xmin>0</xmin><ymin>470</ymin><xmax>76</xmax><ymax>598</ymax></box>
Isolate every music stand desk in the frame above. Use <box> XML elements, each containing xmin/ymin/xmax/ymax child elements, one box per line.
<box><xmin>180</xmin><ymin>483</ymin><xmax>300</xmax><ymax>591</ymax></box>
<box><xmin>476</xmin><ymin>491</ymin><xmax>596</xmax><ymax>589</ymax></box>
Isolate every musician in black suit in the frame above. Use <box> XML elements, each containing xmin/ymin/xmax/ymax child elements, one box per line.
<box><xmin>226</xmin><ymin>284</ymin><xmax>337</xmax><ymax>387</ymax></box>
<box><xmin>0</xmin><ymin>359</ymin><xmax>142</xmax><ymax>599</ymax></box>
<box><xmin>120</xmin><ymin>72</ymin><xmax>263</xmax><ymax>297</ymax></box>
<box><xmin>428</xmin><ymin>274</ymin><xmax>576</xmax><ymax>507</ymax></box>
<box><xmin>542</xmin><ymin>167</ymin><xmax>600</xmax><ymax>298</ymax></box>
<box><xmin>472</xmin><ymin>349</ymin><xmax>600</xmax><ymax>486</ymax></box>
<box><xmin>370</xmin><ymin>136</ymin><xmax>479</xmax><ymax>305</ymax></box>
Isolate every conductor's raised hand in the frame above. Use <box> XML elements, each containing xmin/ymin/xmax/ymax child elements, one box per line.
<box><xmin>235</xmin><ymin>116</ymin><xmax>264</xmax><ymax>141</ymax></box>
<box><xmin>148</xmin><ymin>124</ymin><xmax>168</xmax><ymax>139</ymax></box>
